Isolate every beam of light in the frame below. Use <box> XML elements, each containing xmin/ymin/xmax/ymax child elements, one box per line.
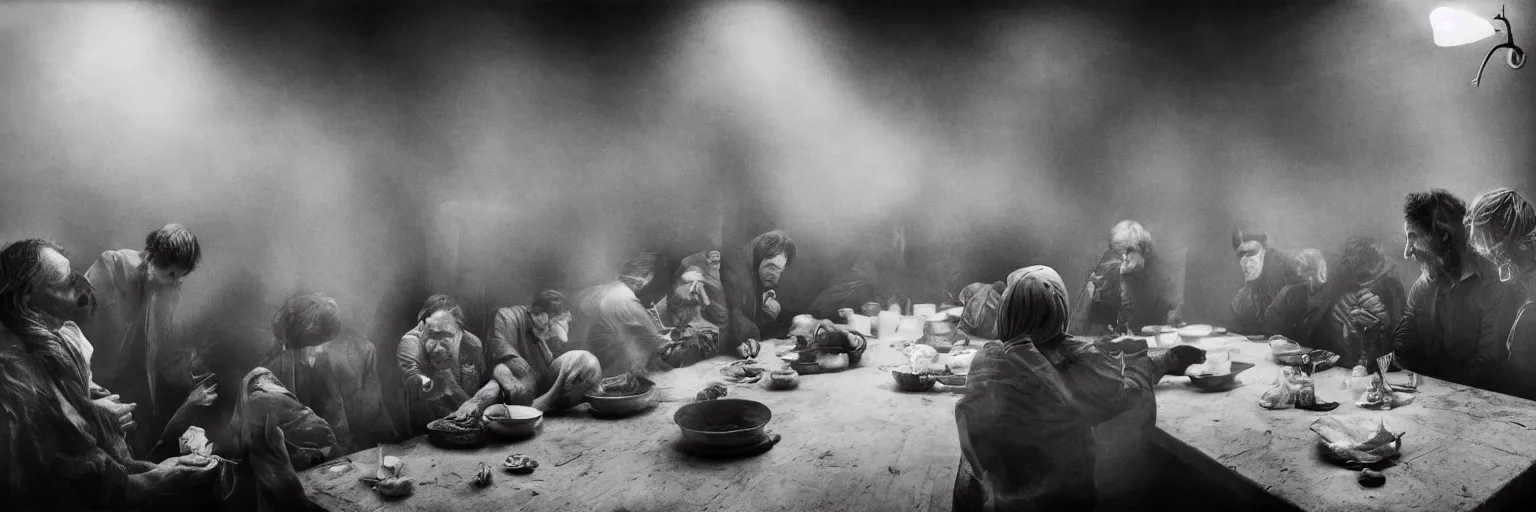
<box><xmin>1430</xmin><ymin>7</ymin><xmax>1497</xmax><ymax>47</ymax></box>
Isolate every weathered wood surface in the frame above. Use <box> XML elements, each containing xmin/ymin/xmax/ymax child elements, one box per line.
<box><xmin>1151</xmin><ymin>335</ymin><xmax>1536</xmax><ymax>512</ymax></box>
<box><xmin>298</xmin><ymin>337</ymin><xmax>964</xmax><ymax>512</ymax></box>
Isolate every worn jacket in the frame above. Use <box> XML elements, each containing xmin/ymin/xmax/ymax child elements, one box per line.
<box><xmin>1263</xmin><ymin>274</ymin><xmax>1406</xmax><ymax>368</ymax></box>
<box><xmin>1393</xmin><ymin>260</ymin><xmax>1523</xmax><ymax>389</ymax></box>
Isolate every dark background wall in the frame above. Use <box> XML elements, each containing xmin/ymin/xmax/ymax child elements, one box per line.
<box><xmin>1</xmin><ymin>0</ymin><xmax>1531</xmax><ymax>357</ymax></box>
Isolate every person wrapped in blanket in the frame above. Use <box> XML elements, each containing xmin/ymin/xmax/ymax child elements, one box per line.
<box><xmin>485</xmin><ymin>290</ymin><xmax>602</xmax><ymax>412</ymax></box>
<box><xmin>720</xmin><ymin>230</ymin><xmax>798</xmax><ymax>361</ymax></box>
<box><xmin>952</xmin><ymin>265</ymin><xmax>1204</xmax><ymax>512</ymax></box>
<box><xmin>1230</xmin><ymin>229</ymin><xmax>1306</xmax><ymax>335</ymax></box>
<box><xmin>0</xmin><ymin>239</ymin><xmax>222</xmax><ymax>510</ymax></box>
<box><xmin>570</xmin><ymin>252</ymin><xmax>676</xmax><ymax>394</ymax></box>
<box><xmin>1465</xmin><ymin>188</ymin><xmax>1536</xmax><ymax>399</ymax></box>
<box><xmin>1071</xmin><ymin>221</ymin><xmax>1184</xmax><ymax>336</ymax></box>
<box><xmin>1263</xmin><ymin>239</ymin><xmax>1406</xmax><ymax>370</ymax></box>
<box><xmin>396</xmin><ymin>294</ymin><xmax>502</xmax><ymax>434</ymax></box>
<box><xmin>651</xmin><ymin>250</ymin><xmax>730</xmax><ymax>368</ymax></box>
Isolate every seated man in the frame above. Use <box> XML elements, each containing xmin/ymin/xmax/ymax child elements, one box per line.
<box><xmin>396</xmin><ymin>295</ymin><xmax>501</xmax><ymax>433</ymax></box>
<box><xmin>1230</xmin><ymin>229</ymin><xmax>1305</xmax><ymax>335</ymax></box>
<box><xmin>1264</xmin><ymin>239</ymin><xmax>1406</xmax><ymax>369</ymax></box>
<box><xmin>652</xmin><ymin>250</ymin><xmax>729</xmax><ymax>367</ymax></box>
<box><xmin>1465</xmin><ymin>187</ymin><xmax>1536</xmax><ymax>397</ymax></box>
<box><xmin>1071</xmin><ymin>221</ymin><xmax>1182</xmax><ymax>335</ymax></box>
<box><xmin>570</xmin><ymin>252</ymin><xmax>676</xmax><ymax>393</ymax></box>
<box><xmin>720</xmin><ymin>230</ymin><xmax>798</xmax><ymax>358</ymax></box>
<box><xmin>487</xmin><ymin>290</ymin><xmax>602</xmax><ymax>412</ymax></box>
<box><xmin>0</xmin><ymin>238</ymin><xmax>220</xmax><ymax>508</ymax></box>
<box><xmin>1394</xmin><ymin>189</ymin><xmax>1524</xmax><ymax>389</ymax></box>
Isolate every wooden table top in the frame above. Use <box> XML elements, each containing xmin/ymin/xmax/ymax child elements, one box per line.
<box><xmin>1151</xmin><ymin>335</ymin><xmax>1536</xmax><ymax>512</ymax></box>
<box><xmin>298</xmin><ymin>336</ymin><xmax>963</xmax><ymax>512</ymax></box>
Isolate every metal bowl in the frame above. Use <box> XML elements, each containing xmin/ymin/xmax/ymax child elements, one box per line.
<box><xmin>1188</xmin><ymin>361</ymin><xmax>1256</xmax><ymax>392</ymax></box>
<box><xmin>764</xmin><ymin>370</ymin><xmax>799</xmax><ymax>390</ymax></box>
<box><xmin>882</xmin><ymin>365</ymin><xmax>937</xmax><ymax>391</ymax></box>
<box><xmin>585</xmin><ymin>377</ymin><xmax>658</xmax><ymax>417</ymax></box>
<box><xmin>483</xmin><ymin>405</ymin><xmax>543</xmax><ymax>438</ymax></box>
<box><xmin>674</xmin><ymin>398</ymin><xmax>772</xmax><ymax>448</ymax></box>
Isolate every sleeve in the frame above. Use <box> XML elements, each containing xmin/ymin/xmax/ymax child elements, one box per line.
<box><xmin>702</xmin><ymin>281</ymin><xmax>729</xmax><ymax>328</ymax></box>
<box><xmin>1062</xmin><ymin>341</ymin><xmax>1162</xmax><ymax>425</ymax></box>
<box><xmin>83</xmin><ymin>251</ymin><xmax>122</xmax><ymax>311</ymax></box>
<box><xmin>485</xmin><ymin>309</ymin><xmax>534</xmax><ymax>379</ymax></box>
<box><xmin>1261</xmin><ymin>286</ymin><xmax>1303</xmax><ymax>339</ymax></box>
<box><xmin>315</xmin><ymin>366</ymin><xmax>354</xmax><ymax>453</ymax></box>
<box><xmin>1473</xmin><ymin>284</ymin><xmax>1518</xmax><ymax>387</ymax></box>
<box><xmin>1232</xmin><ymin>285</ymin><xmax>1264</xmax><ymax>333</ymax></box>
<box><xmin>1392</xmin><ymin>277</ymin><xmax>1433</xmax><ymax>372</ymax></box>
<box><xmin>616</xmin><ymin>298</ymin><xmax>673</xmax><ymax>363</ymax></box>
<box><xmin>395</xmin><ymin>332</ymin><xmax>425</xmax><ymax>381</ymax></box>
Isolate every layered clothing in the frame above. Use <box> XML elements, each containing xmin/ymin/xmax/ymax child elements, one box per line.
<box><xmin>955</xmin><ymin>282</ymin><xmax>1003</xmax><ymax>341</ymax></box>
<box><xmin>0</xmin><ymin>321</ymin><xmax>161</xmax><ymax>510</ymax></box>
<box><xmin>1073</xmin><ymin>250</ymin><xmax>1181</xmax><ymax>335</ymax></box>
<box><xmin>81</xmin><ymin>249</ymin><xmax>184</xmax><ymax>454</ymax></box>
<box><xmin>486</xmin><ymin>306</ymin><xmax>602</xmax><ymax>410</ymax></box>
<box><xmin>1393</xmin><ymin>258</ymin><xmax>1524</xmax><ymax>389</ymax></box>
<box><xmin>652</xmin><ymin>251</ymin><xmax>728</xmax><ymax>367</ymax></box>
<box><xmin>569</xmin><ymin>282</ymin><xmax>672</xmax><ymax>379</ymax></box>
<box><xmin>395</xmin><ymin>326</ymin><xmax>492</xmax><ymax>433</ymax></box>
<box><xmin>953</xmin><ymin>266</ymin><xmax>1174</xmax><ymax>512</ymax></box>
<box><xmin>1231</xmin><ymin>249</ymin><xmax>1305</xmax><ymax>334</ymax></box>
<box><xmin>720</xmin><ymin>234</ymin><xmax>792</xmax><ymax>346</ymax></box>
<box><xmin>318</xmin><ymin>330</ymin><xmax>397</xmax><ymax>449</ymax></box>
<box><xmin>1263</xmin><ymin>266</ymin><xmax>1406</xmax><ymax>368</ymax></box>
<box><xmin>220</xmin><ymin>367</ymin><xmax>332</xmax><ymax>512</ymax></box>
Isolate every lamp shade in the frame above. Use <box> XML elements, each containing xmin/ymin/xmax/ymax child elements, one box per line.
<box><xmin>1430</xmin><ymin>7</ymin><xmax>1497</xmax><ymax>47</ymax></box>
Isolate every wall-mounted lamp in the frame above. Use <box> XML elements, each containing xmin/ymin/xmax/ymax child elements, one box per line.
<box><xmin>1430</xmin><ymin>5</ymin><xmax>1526</xmax><ymax>86</ymax></box>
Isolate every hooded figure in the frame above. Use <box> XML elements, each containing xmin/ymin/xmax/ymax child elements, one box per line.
<box><xmin>953</xmin><ymin>266</ymin><xmax>1202</xmax><ymax>512</ymax></box>
<box><xmin>1264</xmin><ymin>239</ymin><xmax>1406</xmax><ymax>369</ymax></box>
<box><xmin>720</xmin><ymin>230</ymin><xmax>797</xmax><ymax>355</ymax></box>
<box><xmin>1230</xmin><ymin>230</ymin><xmax>1307</xmax><ymax>334</ymax></box>
<box><xmin>223</xmin><ymin>367</ymin><xmax>332</xmax><ymax>512</ymax></box>
<box><xmin>956</xmin><ymin>281</ymin><xmax>1006</xmax><ymax>341</ymax></box>
<box><xmin>652</xmin><ymin>250</ymin><xmax>729</xmax><ymax>367</ymax></box>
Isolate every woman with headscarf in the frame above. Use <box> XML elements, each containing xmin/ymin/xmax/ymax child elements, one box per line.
<box><xmin>953</xmin><ymin>266</ymin><xmax>1204</xmax><ymax>512</ymax></box>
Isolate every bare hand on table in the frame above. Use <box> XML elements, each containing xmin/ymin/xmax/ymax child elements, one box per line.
<box><xmin>95</xmin><ymin>394</ymin><xmax>137</xmax><ymax>432</ymax></box>
<box><xmin>448</xmin><ymin>401</ymin><xmax>480</xmax><ymax>422</ymax></box>
<box><xmin>155</xmin><ymin>454</ymin><xmax>221</xmax><ymax>487</ymax></box>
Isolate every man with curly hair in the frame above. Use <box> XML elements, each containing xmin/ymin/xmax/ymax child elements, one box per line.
<box><xmin>1393</xmin><ymin>189</ymin><xmax>1524</xmax><ymax>388</ymax></box>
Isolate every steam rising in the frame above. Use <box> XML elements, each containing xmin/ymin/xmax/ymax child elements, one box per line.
<box><xmin>1</xmin><ymin>1</ymin><xmax>1531</xmax><ymax>358</ymax></box>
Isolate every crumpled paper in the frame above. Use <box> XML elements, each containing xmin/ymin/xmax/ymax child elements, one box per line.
<box><xmin>1310</xmin><ymin>416</ymin><xmax>1405</xmax><ymax>464</ymax></box>
<box><xmin>355</xmin><ymin>447</ymin><xmax>414</xmax><ymax>498</ymax></box>
<box><xmin>179</xmin><ymin>426</ymin><xmax>214</xmax><ymax>458</ymax></box>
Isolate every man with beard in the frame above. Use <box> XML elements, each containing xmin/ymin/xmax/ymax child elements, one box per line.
<box><xmin>81</xmin><ymin>223</ymin><xmax>203</xmax><ymax>456</ymax></box>
<box><xmin>569</xmin><ymin>252</ymin><xmax>676</xmax><ymax>394</ymax></box>
<box><xmin>1465</xmin><ymin>188</ymin><xmax>1536</xmax><ymax>398</ymax></box>
<box><xmin>1230</xmin><ymin>229</ymin><xmax>1306</xmax><ymax>335</ymax></box>
<box><xmin>1071</xmin><ymin>221</ymin><xmax>1182</xmax><ymax>335</ymax></box>
<box><xmin>0</xmin><ymin>238</ymin><xmax>221</xmax><ymax>509</ymax></box>
<box><xmin>652</xmin><ymin>250</ymin><xmax>730</xmax><ymax>367</ymax></box>
<box><xmin>486</xmin><ymin>290</ymin><xmax>603</xmax><ymax>412</ymax></box>
<box><xmin>396</xmin><ymin>294</ymin><xmax>499</xmax><ymax>434</ymax></box>
<box><xmin>1393</xmin><ymin>189</ymin><xmax>1523</xmax><ymax>388</ymax></box>
<box><xmin>1264</xmin><ymin>238</ymin><xmax>1406</xmax><ymax>369</ymax></box>
<box><xmin>720</xmin><ymin>230</ymin><xmax>797</xmax><ymax>358</ymax></box>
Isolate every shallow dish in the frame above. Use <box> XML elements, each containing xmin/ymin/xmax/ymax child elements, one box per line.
<box><xmin>483</xmin><ymin>405</ymin><xmax>543</xmax><ymax>438</ymax></box>
<box><xmin>882</xmin><ymin>364</ymin><xmax>938</xmax><ymax>391</ymax></box>
<box><xmin>1187</xmin><ymin>361</ymin><xmax>1256</xmax><ymax>392</ymax></box>
<box><xmin>584</xmin><ymin>377</ymin><xmax>658</xmax><ymax>417</ymax></box>
<box><xmin>426</xmin><ymin>418</ymin><xmax>487</xmax><ymax>449</ymax></box>
<box><xmin>1178</xmin><ymin>324</ymin><xmax>1215</xmax><ymax>342</ymax></box>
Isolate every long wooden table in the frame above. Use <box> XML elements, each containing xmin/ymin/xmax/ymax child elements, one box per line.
<box><xmin>299</xmin><ymin>337</ymin><xmax>964</xmax><ymax>512</ymax></box>
<box><xmin>1151</xmin><ymin>335</ymin><xmax>1536</xmax><ymax>512</ymax></box>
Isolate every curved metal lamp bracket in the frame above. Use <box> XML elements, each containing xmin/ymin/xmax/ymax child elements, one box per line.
<box><xmin>1474</xmin><ymin>5</ymin><xmax>1527</xmax><ymax>86</ymax></box>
